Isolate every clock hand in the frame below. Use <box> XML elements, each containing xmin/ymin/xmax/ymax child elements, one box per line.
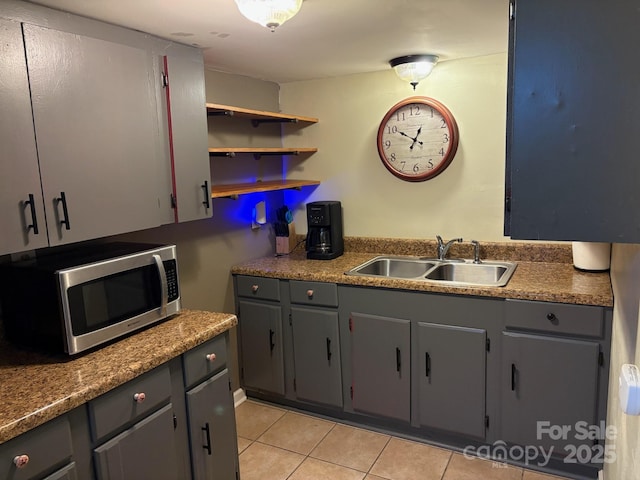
<box><xmin>408</xmin><ymin>126</ymin><xmax>423</xmax><ymax>150</ymax></box>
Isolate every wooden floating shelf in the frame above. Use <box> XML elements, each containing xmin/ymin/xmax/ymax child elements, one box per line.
<box><xmin>211</xmin><ymin>179</ymin><xmax>321</xmax><ymax>199</ymax></box>
<box><xmin>206</xmin><ymin>103</ymin><xmax>318</xmax><ymax>125</ymax></box>
<box><xmin>208</xmin><ymin>147</ymin><xmax>317</xmax><ymax>158</ymax></box>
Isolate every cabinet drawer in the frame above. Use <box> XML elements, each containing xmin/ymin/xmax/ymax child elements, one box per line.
<box><xmin>505</xmin><ymin>299</ymin><xmax>604</xmax><ymax>338</ymax></box>
<box><xmin>236</xmin><ymin>275</ymin><xmax>280</xmax><ymax>301</ymax></box>
<box><xmin>89</xmin><ymin>364</ymin><xmax>171</xmax><ymax>442</ymax></box>
<box><xmin>183</xmin><ymin>334</ymin><xmax>228</xmax><ymax>388</ymax></box>
<box><xmin>290</xmin><ymin>281</ymin><xmax>338</xmax><ymax>307</ymax></box>
<box><xmin>0</xmin><ymin>415</ymin><xmax>72</xmax><ymax>480</ymax></box>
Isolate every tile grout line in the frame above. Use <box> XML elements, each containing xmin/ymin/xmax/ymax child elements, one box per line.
<box><xmin>364</xmin><ymin>434</ymin><xmax>393</xmax><ymax>479</ymax></box>
<box><xmin>438</xmin><ymin>450</ymin><xmax>455</xmax><ymax>480</ymax></box>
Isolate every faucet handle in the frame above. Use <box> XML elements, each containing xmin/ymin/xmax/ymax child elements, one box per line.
<box><xmin>471</xmin><ymin>240</ymin><xmax>481</xmax><ymax>263</ymax></box>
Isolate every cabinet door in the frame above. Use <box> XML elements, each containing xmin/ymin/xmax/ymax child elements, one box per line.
<box><xmin>501</xmin><ymin>332</ymin><xmax>600</xmax><ymax>453</ymax></box>
<box><xmin>186</xmin><ymin>369</ymin><xmax>238</xmax><ymax>480</ymax></box>
<box><xmin>0</xmin><ymin>19</ymin><xmax>49</xmax><ymax>254</ymax></box>
<box><xmin>291</xmin><ymin>306</ymin><xmax>342</xmax><ymax>407</ymax></box>
<box><xmin>350</xmin><ymin>312</ymin><xmax>410</xmax><ymax>422</ymax></box>
<box><xmin>94</xmin><ymin>404</ymin><xmax>179</xmax><ymax>480</ymax></box>
<box><xmin>506</xmin><ymin>0</ymin><xmax>640</xmax><ymax>242</ymax></box>
<box><xmin>417</xmin><ymin>322</ymin><xmax>486</xmax><ymax>439</ymax></box>
<box><xmin>238</xmin><ymin>300</ymin><xmax>285</xmax><ymax>395</ymax></box>
<box><xmin>23</xmin><ymin>24</ymin><xmax>164</xmax><ymax>246</ymax></box>
<box><xmin>162</xmin><ymin>53</ymin><xmax>212</xmax><ymax>223</ymax></box>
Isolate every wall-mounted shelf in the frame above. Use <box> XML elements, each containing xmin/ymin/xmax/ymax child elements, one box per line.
<box><xmin>208</xmin><ymin>147</ymin><xmax>317</xmax><ymax>159</ymax></box>
<box><xmin>211</xmin><ymin>179</ymin><xmax>320</xmax><ymax>200</ymax></box>
<box><xmin>206</xmin><ymin>103</ymin><xmax>318</xmax><ymax>126</ymax></box>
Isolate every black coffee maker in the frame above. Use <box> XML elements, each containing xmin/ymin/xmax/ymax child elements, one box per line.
<box><xmin>305</xmin><ymin>201</ymin><xmax>344</xmax><ymax>260</ymax></box>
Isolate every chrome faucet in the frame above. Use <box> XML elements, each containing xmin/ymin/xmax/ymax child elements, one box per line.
<box><xmin>471</xmin><ymin>240</ymin><xmax>482</xmax><ymax>263</ymax></box>
<box><xmin>436</xmin><ymin>235</ymin><xmax>463</xmax><ymax>260</ymax></box>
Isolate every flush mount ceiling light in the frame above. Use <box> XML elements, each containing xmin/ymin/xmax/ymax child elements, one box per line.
<box><xmin>234</xmin><ymin>0</ymin><xmax>303</xmax><ymax>32</ymax></box>
<box><xmin>389</xmin><ymin>55</ymin><xmax>439</xmax><ymax>90</ymax></box>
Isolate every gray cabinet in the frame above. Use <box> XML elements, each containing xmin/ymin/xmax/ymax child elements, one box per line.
<box><xmin>22</xmin><ymin>23</ymin><xmax>165</xmax><ymax>246</ymax></box>
<box><xmin>417</xmin><ymin>322</ymin><xmax>486</xmax><ymax>439</ymax></box>
<box><xmin>500</xmin><ymin>299</ymin><xmax>610</xmax><ymax>474</ymax></box>
<box><xmin>185</xmin><ymin>370</ymin><xmax>237</xmax><ymax>480</ymax></box>
<box><xmin>350</xmin><ymin>312</ymin><xmax>411</xmax><ymax>423</ymax></box>
<box><xmin>160</xmin><ymin>51</ymin><xmax>212</xmax><ymax>223</ymax></box>
<box><xmin>183</xmin><ymin>334</ymin><xmax>239</xmax><ymax>480</ymax></box>
<box><xmin>236</xmin><ymin>276</ymin><xmax>286</xmax><ymax>396</ymax></box>
<box><xmin>0</xmin><ymin>18</ymin><xmax>49</xmax><ymax>255</ymax></box>
<box><xmin>0</xmin><ymin>415</ymin><xmax>75</xmax><ymax>480</ymax></box>
<box><xmin>291</xmin><ymin>306</ymin><xmax>342</xmax><ymax>407</ymax></box>
<box><xmin>505</xmin><ymin>0</ymin><xmax>640</xmax><ymax>242</ymax></box>
<box><xmin>93</xmin><ymin>404</ymin><xmax>179</xmax><ymax>480</ymax></box>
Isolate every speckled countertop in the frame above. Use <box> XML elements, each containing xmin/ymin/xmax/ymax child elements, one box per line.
<box><xmin>0</xmin><ymin>309</ymin><xmax>237</xmax><ymax>445</ymax></box>
<box><xmin>231</xmin><ymin>237</ymin><xmax>613</xmax><ymax>307</ymax></box>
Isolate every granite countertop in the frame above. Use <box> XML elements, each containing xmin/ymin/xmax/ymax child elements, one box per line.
<box><xmin>231</xmin><ymin>238</ymin><xmax>613</xmax><ymax>307</ymax></box>
<box><xmin>0</xmin><ymin>309</ymin><xmax>237</xmax><ymax>445</ymax></box>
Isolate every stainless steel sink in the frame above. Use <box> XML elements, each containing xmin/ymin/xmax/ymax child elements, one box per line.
<box><xmin>424</xmin><ymin>261</ymin><xmax>516</xmax><ymax>287</ymax></box>
<box><xmin>346</xmin><ymin>256</ymin><xmax>437</xmax><ymax>279</ymax></box>
<box><xmin>346</xmin><ymin>256</ymin><xmax>517</xmax><ymax>287</ymax></box>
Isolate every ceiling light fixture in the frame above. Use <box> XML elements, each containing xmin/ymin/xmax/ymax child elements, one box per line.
<box><xmin>389</xmin><ymin>55</ymin><xmax>439</xmax><ymax>90</ymax></box>
<box><xmin>234</xmin><ymin>0</ymin><xmax>303</xmax><ymax>32</ymax></box>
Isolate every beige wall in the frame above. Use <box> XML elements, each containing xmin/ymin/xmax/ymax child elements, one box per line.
<box><xmin>280</xmin><ymin>54</ymin><xmax>509</xmax><ymax>243</ymax></box>
<box><xmin>605</xmin><ymin>245</ymin><xmax>640</xmax><ymax>479</ymax></box>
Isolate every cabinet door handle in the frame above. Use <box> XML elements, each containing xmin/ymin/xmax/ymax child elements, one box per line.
<box><xmin>202</xmin><ymin>422</ymin><xmax>212</xmax><ymax>455</ymax></box>
<box><xmin>326</xmin><ymin>337</ymin><xmax>332</xmax><ymax>361</ymax></box>
<box><xmin>425</xmin><ymin>352</ymin><xmax>431</xmax><ymax>377</ymax></box>
<box><xmin>511</xmin><ymin>363</ymin><xmax>517</xmax><ymax>391</ymax></box>
<box><xmin>56</xmin><ymin>192</ymin><xmax>71</xmax><ymax>230</ymax></box>
<box><xmin>269</xmin><ymin>329</ymin><xmax>275</xmax><ymax>352</ymax></box>
<box><xmin>396</xmin><ymin>347</ymin><xmax>401</xmax><ymax>373</ymax></box>
<box><xmin>201</xmin><ymin>180</ymin><xmax>210</xmax><ymax>209</ymax></box>
<box><xmin>24</xmin><ymin>194</ymin><xmax>39</xmax><ymax>234</ymax></box>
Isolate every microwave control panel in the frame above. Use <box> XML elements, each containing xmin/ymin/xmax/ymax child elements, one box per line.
<box><xmin>164</xmin><ymin>259</ymin><xmax>179</xmax><ymax>301</ymax></box>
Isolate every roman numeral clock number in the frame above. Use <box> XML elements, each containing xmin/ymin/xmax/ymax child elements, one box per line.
<box><xmin>376</xmin><ymin>96</ymin><xmax>459</xmax><ymax>182</ymax></box>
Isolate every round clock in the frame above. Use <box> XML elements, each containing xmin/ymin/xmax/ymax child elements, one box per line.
<box><xmin>377</xmin><ymin>96</ymin><xmax>459</xmax><ymax>181</ymax></box>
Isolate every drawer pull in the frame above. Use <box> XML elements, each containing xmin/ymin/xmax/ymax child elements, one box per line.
<box><xmin>133</xmin><ymin>392</ymin><xmax>146</xmax><ymax>403</ymax></box>
<box><xmin>511</xmin><ymin>364</ymin><xmax>517</xmax><ymax>391</ymax></box>
<box><xmin>13</xmin><ymin>455</ymin><xmax>29</xmax><ymax>469</ymax></box>
<box><xmin>546</xmin><ymin>312</ymin><xmax>557</xmax><ymax>322</ymax></box>
<box><xmin>206</xmin><ymin>353</ymin><xmax>217</xmax><ymax>362</ymax></box>
<box><xmin>251</xmin><ymin>285</ymin><xmax>259</xmax><ymax>293</ymax></box>
<box><xmin>306</xmin><ymin>289</ymin><xmax>314</xmax><ymax>298</ymax></box>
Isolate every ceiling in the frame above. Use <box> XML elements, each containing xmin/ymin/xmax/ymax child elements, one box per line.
<box><xmin>27</xmin><ymin>0</ymin><xmax>509</xmax><ymax>84</ymax></box>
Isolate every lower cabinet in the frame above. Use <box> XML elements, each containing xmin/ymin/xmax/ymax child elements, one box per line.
<box><xmin>291</xmin><ymin>306</ymin><xmax>342</xmax><ymax>407</ymax></box>
<box><xmin>93</xmin><ymin>404</ymin><xmax>179</xmax><ymax>480</ymax></box>
<box><xmin>417</xmin><ymin>322</ymin><xmax>486</xmax><ymax>439</ymax></box>
<box><xmin>349</xmin><ymin>312</ymin><xmax>411</xmax><ymax>423</ymax></box>
<box><xmin>234</xmin><ymin>276</ymin><xmax>612</xmax><ymax>479</ymax></box>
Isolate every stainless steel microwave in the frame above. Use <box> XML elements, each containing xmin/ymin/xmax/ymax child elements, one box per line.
<box><xmin>0</xmin><ymin>243</ymin><xmax>180</xmax><ymax>355</ymax></box>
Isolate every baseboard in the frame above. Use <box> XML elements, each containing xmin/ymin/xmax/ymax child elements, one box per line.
<box><xmin>234</xmin><ymin>388</ymin><xmax>246</xmax><ymax>408</ymax></box>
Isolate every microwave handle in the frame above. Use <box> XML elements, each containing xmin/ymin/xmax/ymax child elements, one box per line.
<box><xmin>153</xmin><ymin>254</ymin><xmax>168</xmax><ymax>317</ymax></box>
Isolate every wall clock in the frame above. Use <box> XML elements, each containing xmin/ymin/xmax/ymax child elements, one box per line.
<box><xmin>377</xmin><ymin>96</ymin><xmax>459</xmax><ymax>181</ymax></box>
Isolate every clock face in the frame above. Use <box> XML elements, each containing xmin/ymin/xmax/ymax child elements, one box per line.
<box><xmin>377</xmin><ymin>96</ymin><xmax>459</xmax><ymax>181</ymax></box>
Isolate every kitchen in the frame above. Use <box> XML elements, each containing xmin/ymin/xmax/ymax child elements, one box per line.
<box><xmin>0</xmin><ymin>1</ymin><xmax>639</xmax><ymax>480</ymax></box>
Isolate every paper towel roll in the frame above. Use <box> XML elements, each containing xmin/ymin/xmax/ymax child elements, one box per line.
<box><xmin>572</xmin><ymin>242</ymin><xmax>611</xmax><ymax>271</ymax></box>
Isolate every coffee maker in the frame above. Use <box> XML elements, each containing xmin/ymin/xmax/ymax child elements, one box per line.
<box><xmin>305</xmin><ymin>201</ymin><xmax>344</xmax><ymax>260</ymax></box>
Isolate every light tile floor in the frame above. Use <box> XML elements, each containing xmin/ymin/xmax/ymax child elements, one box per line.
<box><xmin>236</xmin><ymin>400</ymin><xmax>572</xmax><ymax>480</ymax></box>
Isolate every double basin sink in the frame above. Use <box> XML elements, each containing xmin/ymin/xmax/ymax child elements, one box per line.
<box><xmin>345</xmin><ymin>255</ymin><xmax>517</xmax><ymax>287</ymax></box>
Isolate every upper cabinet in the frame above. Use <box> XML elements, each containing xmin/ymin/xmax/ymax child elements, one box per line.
<box><xmin>23</xmin><ymin>23</ymin><xmax>166</xmax><ymax>247</ymax></box>
<box><xmin>161</xmin><ymin>52</ymin><xmax>212</xmax><ymax>222</ymax></box>
<box><xmin>505</xmin><ymin>0</ymin><xmax>640</xmax><ymax>242</ymax></box>
<box><xmin>0</xmin><ymin>19</ymin><xmax>49</xmax><ymax>254</ymax></box>
<box><xmin>0</xmin><ymin>2</ymin><xmax>211</xmax><ymax>256</ymax></box>
<box><xmin>206</xmin><ymin>103</ymin><xmax>320</xmax><ymax>199</ymax></box>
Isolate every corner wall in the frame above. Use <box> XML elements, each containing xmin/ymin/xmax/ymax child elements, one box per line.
<box><xmin>604</xmin><ymin>244</ymin><xmax>640</xmax><ymax>479</ymax></box>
